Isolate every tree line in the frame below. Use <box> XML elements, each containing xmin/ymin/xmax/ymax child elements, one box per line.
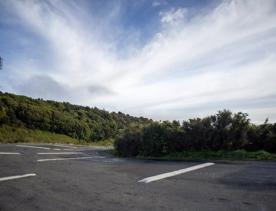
<box><xmin>115</xmin><ymin>110</ymin><xmax>276</xmax><ymax>157</ymax></box>
<box><xmin>0</xmin><ymin>92</ymin><xmax>152</xmax><ymax>141</ymax></box>
<box><xmin>1</xmin><ymin>91</ymin><xmax>275</xmax><ymax>156</ymax></box>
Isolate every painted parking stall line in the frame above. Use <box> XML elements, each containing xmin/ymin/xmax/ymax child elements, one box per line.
<box><xmin>0</xmin><ymin>152</ymin><xmax>21</xmax><ymax>155</ymax></box>
<box><xmin>53</xmin><ymin>144</ymin><xmax>77</xmax><ymax>149</ymax></box>
<box><xmin>37</xmin><ymin>152</ymin><xmax>83</xmax><ymax>155</ymax></box>
<box><xmin>37</xmin><ymin>156</ymin><xmax>105</xmax><ymax>162</ymax></box>
<box><xmin>138</xmin><ymin>162</ymin><xmax>215</xmax><ymax>183</ymax></box>
<box><xmin>16</xmin><ymin>145</ymin><xmax>50</xmax><ymax>150</ymax></box>
<box><xmin>0</xmin><ymin>173</ymin><xmax>36</xmax><ymax>182</ymax></box>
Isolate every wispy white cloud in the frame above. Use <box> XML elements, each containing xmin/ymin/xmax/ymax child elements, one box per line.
<box><xmin>1</xmin><ymin>0</ymin><xmax>276</xmax><ymax>122</ymax></box>
<box><xmin>160</xmin><ymin>8</ymin><xmax>187</xmax><ymax>25</ymax></box>
<box><xmin>152</xmin><ymin>0</ymin><xmax>167</xmax><ymax>8</ymax></box>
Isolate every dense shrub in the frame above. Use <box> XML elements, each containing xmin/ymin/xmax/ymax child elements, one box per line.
<box><xmin>115</xmin><ymin>110</ymin><xmax>276</xmax><ymax>157</ymax></box>
<box><xmin>114</xmin><ymin>127</ymin><xmax>142</xmax><ymax>157</ymax></box>
<box><xmin>140</xmin><ymin>122</ymin><xmax>168</xmax><ymax>156</ymax></box>
<box><xmin>263</xmin><ymin>123</ymin><xmax>276</xmax><ymax>153</ymax></box>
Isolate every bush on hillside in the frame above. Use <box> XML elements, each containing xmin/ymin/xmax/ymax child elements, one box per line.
<box><xmin>114</xmin><ymin>127</ymin><xmax>142</xmax><ymax>157</ymax></box>
<box><xmin>115</xmin><ymin>110</ymin><xmax>276</xmax><ymax>157</ymax></box>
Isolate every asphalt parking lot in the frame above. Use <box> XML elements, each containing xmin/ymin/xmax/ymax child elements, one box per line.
<box><xmin>0</xmin><ymin>144</ymin><xmax>275</xmax><ymax>211</ymax></box>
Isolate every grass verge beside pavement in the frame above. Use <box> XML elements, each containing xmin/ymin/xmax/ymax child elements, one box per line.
<box><xmin>0</xmin><ymin>124</ymin><xmax>114</xmax><ymax>146</ymax></box>
<box><xmin>136</xmin><ymin>150</ymin><xmax>276</xmax><ymax>161</ymax></box>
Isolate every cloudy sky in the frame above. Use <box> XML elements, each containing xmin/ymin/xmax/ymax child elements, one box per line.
<box><xmin>0</xmin><ymin>0</ymin><xmax>276</xmax><ymax>122</ymax></box>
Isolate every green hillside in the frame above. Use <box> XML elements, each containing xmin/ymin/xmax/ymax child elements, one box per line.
<box><xmin>0</xmin><ymin>91</ymin><xmax>152</xmax><ymax>143</ymax></box>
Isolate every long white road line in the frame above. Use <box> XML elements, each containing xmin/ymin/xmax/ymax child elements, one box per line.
<box><xmin>16</xmin><ymin>145</ymin><xmax>50</xmax><ymax>150</ymax></box>
<box><xmin>37</xmin><ymin>152</ymin><xmax>83</xmax><ymax>155</ymax></box>
<box><xmin>0</xmin><ymin>152</ymin><xmax>21</xmax><ymax>155</ymax></box>
<box><xmin>138</xmin><ymin>162</ymin><xmax>215</xmax><ymax>183</ymax></box>
<box><xmin>54</xmin><ymin>144</ymin><xmax>77</xmax><ymax>149</ymax></box>
<box><xmin>37</xmin><ymin>156</ymin><xmax>105</xmax><ymax>162</ymax></box>
<box><xmin>0</xmin><ymin>173</ymin><xmax>36</xmax><ymax>182</ymax></box>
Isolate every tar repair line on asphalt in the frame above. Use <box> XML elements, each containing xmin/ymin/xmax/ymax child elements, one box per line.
<box><xmin>16</xmin><ymin>145</ymin><xmax>51</xmax><ymax>150</ymax></box>
<box><xmin>37</xmin><ymin>156</ymin><xmax>105</xmax><ymax>162</ymax></box>
<box><xmin>0</xmin><ymin>173</ymin><xmax>36</xmax><ymax>182</ymax></box>
<box><xmin>37</xmin><ymin>152</ymin><xmax>84</xmax><ymax>155</ymax></box>
<box><xmin>138</xmin><ymin>162</ymin><xmax>215</xmax><ymax>183</ymax></box>
<box><xmin>0</xmin><ymin>152</ymin><xmax>21</xmax><ymax>155</ymax></box>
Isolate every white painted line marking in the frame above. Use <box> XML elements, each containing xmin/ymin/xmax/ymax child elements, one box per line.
<box><xmin>0</xmin><ymin>152</ymin><xmax>21</xmax><ymax>155</ymax></box>
<box><xmin>37</xmin><ymin>152</ymin><xmax>83</xmax><ymax>155</ymax></box>
<box><xmin>54</xmin><ymin>144</ymin><xmax>77</xmax><ymax>149</ymax></box>
<box><xmin>0</xmin><ymin>173</ymin><xmax>36</xmax><ymax>182</ymax></box>
<box><xmin>37</xmin><ymin>156</ymin><xmax>105</xmax><ymax>162</ymax></box>
<box><xmin>16</xmin><ymin>145</ymin><xmax>50</xmax><ymax>150</ymax></box>
<box><xmin>138</xmin><ymin>162</ymin><xmax>215</xmax><ymax>183</ymax></box>
<box><xmin>53</xmin><ymin>148</ymin><xmax>61</xmax><ymax>151</ymax></box>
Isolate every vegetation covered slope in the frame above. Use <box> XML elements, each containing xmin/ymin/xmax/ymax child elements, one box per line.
<box><xmin>0</xmin><ymin>91</ymin><xmax>152</xmax><ymax>142</ymax></box>
<box><xmin>1</xmin><ymin>91</ymin><xmax>275</xmax><ymax>160</ymax></box>
<box><xmin>0</xmin><ymin>124</ymin><xmax>80</xmax><ymax>144</ymax></box>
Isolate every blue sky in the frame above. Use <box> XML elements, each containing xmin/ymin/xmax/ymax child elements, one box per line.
<box><xmin>0</xmin><ymin>0</ymin><xmax>276</xmax><ymax>123</ymax></box>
